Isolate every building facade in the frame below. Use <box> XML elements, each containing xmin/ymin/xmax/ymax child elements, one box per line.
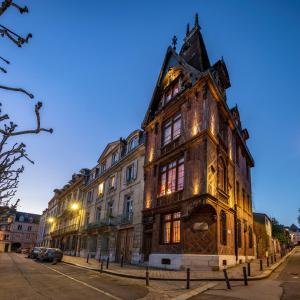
<box><xmin>0</xmin><ymin>208</ymin><xmax>15</xmax><ymax>252</ymax></box>
<box><xmin>0</xmin><ymin>210</ymin><xmax>40</xmax><ymax>252</ymax></box>
<box><xmin>79</xmin><ymin>130</ymin><xmax>145</xmax><ymax>264</ymax></box>
<box><xmin>38</xmin><ymin>173</ymin><xmax>85</xmax><ymax>255</ymax></box>
<box><xmin>142</xmin><ymin>16</ymin><xmax>255</xmax><ymax>270</ymax></box>
<box><xmin>39</xmin><ymin>130</ymin><xmax>145</xmax><ymax>264</ymax></box>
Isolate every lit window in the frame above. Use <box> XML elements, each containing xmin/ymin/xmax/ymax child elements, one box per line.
<box><xmin>98</xmin><ymin>182</ymin><xmax>104</xmax><ymax>196</ymax></box>
<box><xmin>162</xmin><ymin>114</ymin><xmax>182</xmax><ymax>146</ymax></box>
<box><xmin>164</xmin><ymin>81</ymin><xmax>180</xmax><ymax>105</ymax></box>
<box><xmin>109</xmin><ymin>175</ymin><xmax>116</xmax><ymax>189</ymax></box>
<box><xmin>162</xmin><ymin>212</ymin><xmax>181</xmax><ymax>244</ymax></box>
<box><xmin>159</xmin><ymin>157</ymin><xmax>184</xmax><ymax>196</ymax></box>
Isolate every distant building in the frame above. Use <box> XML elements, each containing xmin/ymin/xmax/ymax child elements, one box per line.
<box><xmin>0</xmin><ymin>210</ymin><xmax>40</xmax><ymax>252</ymax></box>
<box><xmin>0</xmin><ymin>207</ymin><xmax>15</xmax><ymax>252</ymax></box>
<box><xmin>10</xmin><ymin>212</ymin><xmax>40</xmax><ymax>251</ymax></box>
<box><xmin>289</xmin><ymin>224</ymin><xmax>300</xmax><ymax>245</ymax></box>
<box><xmin>253</xmin><ymin>212</ymin><xmax>273</xmax><ymax>258</ymax></box>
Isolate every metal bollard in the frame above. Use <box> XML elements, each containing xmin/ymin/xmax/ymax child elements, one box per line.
<box><xmin>260</xmin><ymin>259</ymin><xmax>263</xmax><ymax>271</ymax></box>
<box><xmin>106</xmin><ymin>256</ymin><xmax>110</xmax><ymax>269</ymax></box>
<box><xmin>100</xmin><ymin>261</ymin><xmax>103</xmax><ymax>273</ymax></box>
<box><xmin>223</xmin><ymin>269</ymin><xmax>231</xmax><ymax>289</ymax></box>
<box><xmin>271</xmin><ymin>255</ymin><xmax>273</xmax><ymax>264</ymax></box>
<box><xmin>267</xmin><ymin>257</ymin><xmax>270</xmax><ymax>267</ymax></box>
<box><xmin>98</xmin><ymin>252</ymin><xmax>102</xmax><ymax>263</ymax></box>
<box><xmin>243</xmin><ymin>266</ymin><xmax>248</xmax><ymax>286</ymax></box>
<box><xmin>186</xmin><ymin>268</ymin><xmax>190</xmax><ymax>289</ymax></box>
<box><xmin>121</xmin><ymin>255</ymin><xmax>124</xmax><ymax>268</ymax></box>
<box><xmin>145</xmin><ymin>266</ymin><xmax>149</xmax><ymax>286</ymax></box>
<box><xmin>86</xmin><ymin>253</ymin><xmax>89</xmax><ymax>264</ymax></box>
<box><xmin>247</xmin><ymin>262</ymin><xmax>251</xmax><ymax>277</ymax></box>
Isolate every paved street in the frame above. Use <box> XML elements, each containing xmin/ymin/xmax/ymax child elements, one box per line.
<box><xmin>0</xmin><ymin>253</ymin><xmax>148</xmax><ymax>300</ymax></box>
<box><xmin>1</xmin><ymin>249</ymin><xmax>299</xmax><ymax>300</ymax></box>
<box><xmin>190</xmin><ymin>246</ymin><xmax>300</xmax><ymax>300</ymax></box>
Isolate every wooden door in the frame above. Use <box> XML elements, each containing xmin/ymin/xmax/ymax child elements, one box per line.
<box><xmin>116</xmin><ymin>229</ymin><xmax>133</xmax><ymax>263</ymax></box>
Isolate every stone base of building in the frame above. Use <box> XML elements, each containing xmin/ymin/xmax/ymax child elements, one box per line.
<box><xmin>149</xmin><ymin>253</ymin><xmax>256</xmax><ymax>270</ymax></box>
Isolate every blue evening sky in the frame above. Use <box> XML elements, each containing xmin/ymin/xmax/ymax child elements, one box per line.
<box><xmin>1</xmin><ymin>0</ymin><xmax>299</xmax><ymax>225</ymax></box>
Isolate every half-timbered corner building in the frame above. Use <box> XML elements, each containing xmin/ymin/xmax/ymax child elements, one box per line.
<box><xmin>142</xmin><ymin>14</ymin><xmax>255</xmax><ymax>270</ymax></box>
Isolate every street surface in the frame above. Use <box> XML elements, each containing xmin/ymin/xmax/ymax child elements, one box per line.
<box><xmin>190</xmin><ymin>246</ymin><xmax>300</xmax><ymax>300</ymax></box>
<box><xmin>0</xmin><ymin>253</ymin><xmax>148</xmax><ymax>300</ymax></box>
<box><xmin>0</xmin><ymin>248</ymin><xmax>299</xmax><ymax>300</ymax></box>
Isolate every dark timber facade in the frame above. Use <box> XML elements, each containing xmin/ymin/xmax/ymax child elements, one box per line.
<box><xmin>142</xmin><ymin>15</ymin><xmax>255</xmax><ymax>270</ymax></box>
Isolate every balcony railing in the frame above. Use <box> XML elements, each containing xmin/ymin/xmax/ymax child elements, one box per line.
<box><xmin>81</xmin><ymin>213</ymin><xmax>134</xmax><ymax>232</ymax></box>
<box><xmin>50</xmin><ymin>224</ymin><xmax>79</xmax><ymax>236</ymax></box>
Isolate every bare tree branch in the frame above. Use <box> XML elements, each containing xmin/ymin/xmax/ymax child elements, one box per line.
<box><xmin>0</xmin><ymin>85</ymin><xmax>34</xmax><ymax>98</ymax></box>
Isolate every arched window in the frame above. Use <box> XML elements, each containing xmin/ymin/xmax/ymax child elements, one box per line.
<box><xmin>249</xmin><ymin>226</ymin><xmax>253</xmax><ymax>248</ymax></box>
<box><xmin>220</xmin><ymin>211</ymin><xmax>227</xmax><ymax>245</ymax></box>
<box><xmin>218</xmin><ymin>158</ymin><xmax>226</xmax><ymax>191</ymax></box>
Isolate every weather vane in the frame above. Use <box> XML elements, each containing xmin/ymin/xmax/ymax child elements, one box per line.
<box><xmin>172</xmin><ymin>35</ymin><xmax>177</xmax><ymax>50</ymax></box>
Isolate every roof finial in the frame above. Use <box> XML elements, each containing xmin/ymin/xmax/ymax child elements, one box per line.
<box><xmin>186</xmin><ymin>23</ymin><xmax>190</xmax><ymax>36</ymax></box>
<box><xmin>172</xmin><ymin>35</ymin><xmax>177</xmax><ymax>50</ymax></box>
<box><xmin>195</xmin><ymin>13</ymin><xmax>200</xmax><ymax>29</ymax></box>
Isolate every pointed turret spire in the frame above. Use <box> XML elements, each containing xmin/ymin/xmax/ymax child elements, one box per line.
<box><xmin>195</xmin><ymin>13</ymin><xmax>199</xmax><ymax>28</ymax></box>
<box><xmin>179</xmin><ymin>14</ymin><xmax>210</xmax><ymax>72</ymax></box>
<box><xmin>186</xmin><ymin>23</ymin><xmax>190</xmax><ymax>36</ymax></box>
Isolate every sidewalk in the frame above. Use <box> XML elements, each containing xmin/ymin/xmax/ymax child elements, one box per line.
<box><xmin>62</xmin><ymin>249</ymin><xmax>294</xmax><ymax>281</ymax></box>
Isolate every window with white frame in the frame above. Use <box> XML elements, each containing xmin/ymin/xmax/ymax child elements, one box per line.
<box><xmin>126</xmin><ymin>164</ymin><xmax>135</xmax><ymax>183</ymax></box>
<box><xmin>124</xmin><ymin>195</ymin><xmax>133</xmax><ymax>218</ymax></box>
<box><xmin>96</xmin><ymin>206</ymin><xmax>101</xmax><ymax>222</ymax></box>
<box><xmin>107</xmin><ymin>202</ymin><xmax>113</xmax><ymax>217</ymax></box>
<box><xmin>98</xmin><ymin>182</ymin><xmax>104</xmax><ymax>197</ymax></box>
<box><xmin>111</xmin><ymin>151</ymin><xmax>118</xmax><ymax>164</ymax></box>
<box><xmin>109</xmin><ymin>175</ymin><xmax>116</xmax><ymax>189</ymax></box>
<box><xmin>87</xmin><ymin>191</ymin><xmax>93</xmax><ymax>203</ymax></box>
<box><xmin>100</xmin><ymin>161</ymin><xmax>106</xmax><ymax>173</ymax></box>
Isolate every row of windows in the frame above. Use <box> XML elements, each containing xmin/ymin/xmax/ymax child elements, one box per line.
<box><xmin>95</xmin><ymin>136</ymin><xmax>139</xmax><ymax>180</ymax></box>
<box><xmin>87</xmin><ymin>162</ymin><xmax>137</xmax><ymax>203</ymax></box>
<box><xmin>85</xmin><ymin>195</ymin><xmax>134</xmax><ymax>225</ymax></box>
<box><xmin>160</xmin><ymin>210</ymin><xmax>253</xmax><ymax>248</ymax></box>
<box><xmin>17</xmin><ymin>225</ymin><xmax>32</xmax><ymax>231</ymax></box>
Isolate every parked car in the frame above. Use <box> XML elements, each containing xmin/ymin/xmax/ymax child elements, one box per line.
<box><xmin>21</xmin><ymin>248</ymin><xmax>30</xmax><ymax>254</ymax></box>
<box><xmin>28</xmin><ymin>247</ymin><xmax>46</xmax><ymax>259</ymax></box>
<box><xmin>38</xmin><ymin>248</ymin><xmax>63</xmax><ymax>262</ymax></box>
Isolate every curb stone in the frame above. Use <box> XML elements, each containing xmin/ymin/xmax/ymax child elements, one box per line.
<box><xmin>62</xmin><ymin>249</ymin><xmax>295</xmax><ymax>282</ymax></box>
<box><xmin>170</xmin><ymin>283</ymin><xmax>217</xmax><ymax>300</ymax></box>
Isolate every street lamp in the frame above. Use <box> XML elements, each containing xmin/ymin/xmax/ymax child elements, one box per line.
<box><xmin>48</xmin><ymin>217</ymin><xmax>55</xmax><ymax>223</ymax></box>
<box><xmin>70</xmin><ymin>202</ymin><xmax>81</xmax><ymax>257</ymax></box>
<box><xmin>70</xmin><ymin>203</ymin><xmax>79</xmax><ymax>211</ymax></box>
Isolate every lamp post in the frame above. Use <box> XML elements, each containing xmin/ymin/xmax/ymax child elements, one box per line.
<box><xmin>47</xmin><ymin>217</ymin><xmax>55</xmax><ymax>247</ymax></box>
<box><xmin>70</xmin><ymin>202</ymin><xmax>81</xmax><ymax>257</ymax></box>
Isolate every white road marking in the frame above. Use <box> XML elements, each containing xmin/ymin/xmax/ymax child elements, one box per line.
<box><xmin>44</xmin><ymin>264</ymin><xmax>123</xmax><ymax>300</ymax></box>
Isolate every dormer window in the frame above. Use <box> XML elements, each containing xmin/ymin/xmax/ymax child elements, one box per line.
<box><xmin>128</xmin><ymin>136</ymin><xmax>138</xmax><ymax>152</ymax></box>
<box><xmin>112</xmin><ymin>151</ymin><xmax>118</xmax><ymax>165</ymax></box>
<box><xmin>162</xmin><ymin>81</ymin><xmax>180</xmax><ymax>106</ymax></box>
